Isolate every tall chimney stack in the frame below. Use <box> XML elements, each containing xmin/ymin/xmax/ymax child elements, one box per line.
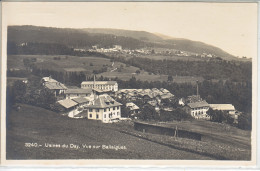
<box><xmin>196</xmin><ymin>80</ymin><xmax>199</xmax><ymax>97</ymax></box>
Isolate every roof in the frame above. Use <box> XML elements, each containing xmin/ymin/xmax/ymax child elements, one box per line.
<box><xmin>72</xmin><ymin>97</ymin><xmax>90</xmax><ymax>104</ymax></box>
<box><xmin>42</xmin><ymin>77</ymin><xmax>58</xmax><ymax>83</ymax></box>
<box><xmin>92</xmin><ymin>88</ymin><xmax>111</xmax><ymax>93</ymax></box>
<box><xmin>45</xmin><ymin>82</ymin><xmax>67</xmax><ymax>90</ymax></box>
<box><xmin>160</xmin><ymin>93</ymin><xmax>174</xmax><ymax>99</ymax></box>
<box><xmin>81</xmin><ymin>81</ymin><xmax>117</xmax><ymax>85</ymax></box>
<box><xmin>209</xmin><ymin>104</ymin><xmax>235</xmax><ymax>111</ymax></box>
<box><xmin>65</xmin><ymin>88</ymin><xmax>92</xmax><ymax>94</ymax></box>
<box><xmin>58</xmin><ymin>99</ymin><xmax>78</xmax><ymax>109</ymax></box>
<box><xmin>187</xmin><ymin>101</ymin><xmax>209</xmax><ymax>108</ymax></box>
<box><xmin>126</xmin><ymin>102</ymin><xmax>140</xmax><ymax>110</ymax></box>
<box><xmin>88</xmin><ymin>94</ymin><xmax>122</xmax><ymax>109</ymax></box>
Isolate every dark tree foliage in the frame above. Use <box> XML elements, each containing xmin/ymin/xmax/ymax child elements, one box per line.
<box><xmin>237</xmin><ymin>113</ymin><xmax>252</xmax><ymax>130</ymax></box>
<box><xmin>109</xmin><ymin>56</ymin><xmax>251</xmax><ymax>82</ymax></box>
<box><xmin>139</xmin><ymin>105</ymin><xmax>159</xmax><ymax>121</ymax></box>
<box><xmin>10</xmin><ymin>80</ymin><xmax>27</xmax><ymax>103</ymax></box>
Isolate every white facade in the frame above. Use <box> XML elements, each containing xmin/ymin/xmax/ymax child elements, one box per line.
<box><xmin>87</xmin><ymin>106</ymin><xmax>121</xmax><ymax>123</ymax></box>
<box><xmin>81</xmin><ymin>81</ymin><xmax>118</xmax><ymax>92</ymax></box>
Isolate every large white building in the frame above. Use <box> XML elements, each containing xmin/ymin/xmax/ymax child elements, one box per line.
<box><xmin>86</xmin><ymin>94</ymin><xmax>122</xmax><ymax>123</ymax></box>
<box><xmin>81</xmin><ymin>81</ymin><xmax>118</xmax><ymax>92</ymax></box>
<box><xmin>185</xmin><ymin>101</ymin><xmax>210</xmax><ymax>120</ymax></box>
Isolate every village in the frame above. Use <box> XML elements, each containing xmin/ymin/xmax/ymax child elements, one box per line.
<box><xmin>75</xmin><ymin>45</ymin><xmax>216</xmax><ymax>59</ymax></box>
<box><xmin>39</xmin><ymin>75</ymin><xmax>240</xmax><ymax>124</ymax></box>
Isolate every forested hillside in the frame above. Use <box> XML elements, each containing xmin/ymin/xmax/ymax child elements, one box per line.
<box><xmin>8</xmin><ymin>25</ymin><xmax>236</xmax><ymax>59</ymax></box>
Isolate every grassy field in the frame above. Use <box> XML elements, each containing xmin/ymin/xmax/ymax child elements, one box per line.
<box><xmin>8</xmin><ymin>55</ymin><xmax>203</xmax><ymax>83</ymax></box>
<box><xmin>6</xmin><ymin>104</ymin><xmax>213</xmax><ymax>160</ymax></box>
<box><xmin>131</xmin><ymin>120</ymin><xmax>251</xmax><ymax>160</ymax></box>
<box><xmin>8</xmin><ymin>55</ymin><xmax>113</xmax><ymax>73</ymax></box>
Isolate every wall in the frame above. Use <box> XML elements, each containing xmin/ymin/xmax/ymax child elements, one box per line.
<box><xmin>134</xmin><ymin>122</ymin><xmax>202</xmax><ymax>141</ymax></box>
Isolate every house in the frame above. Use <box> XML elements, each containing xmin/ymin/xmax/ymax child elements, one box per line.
<box><xmin>126</xmin><ymin>102</ymin><xmax>140</xmax><ymax>115</ymax></box>
<box><xmin>86</xmin><ymin>94</ymin><xmax>122</xmax><ymax>123</ymax></box>
<box><xmin>209</xmin><ymin>104</ymin><xmax>236</xmax><ymax>115</ymax></box>
<box><xmin>41</xmin><ymin>76</ymin><xmax>67</xmax><ymax>96</ymax></box>
<box><xmin>81</xmin><ymin>81</ymin><xmax>118</xmax><ymax>92</ymax></box>
<box><xmin>209</xmin><ymin>104</ymin><xmax>239</xmax><ymax>121</ymax></box>
<box><xmin>58</xmin><ymin>99</ymin><xmax>80</xmax><ymax>118</ymax></box>
<box><xmin>65</xmin><ymin>88</ymin><xmax>93</xmax><ymax>100</ymax></box>
<box><xmin>185</xmin><ymin>101</ymin><xmax>210</xmax><ymax>120</ymax></box>
<box><xmin>72</xmin><ymin>97</ymin><xmax>90</xmax><ymax>107</ymax></box>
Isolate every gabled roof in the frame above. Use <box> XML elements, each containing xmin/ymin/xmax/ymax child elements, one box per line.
<box><xmin>72</xmin><ymin>97</ymin><xmax>90</xmax><ymax>104</ymax></box>
<box><xmin>187</xmin><ymin>101</ymin><xmax>209</xmax><ymax>108</ymax></box>
<box><xmin>65</xmin><ymin>88</ymin><xmax>92</xmax><ymax>94</ymax></box>
<box><xmin>45</xmin><ymin>82</ymin><xmax>67</xmax><ymax>90</ymax></box>
<box><xmin>88</xmin><ymin>94</ymin><xmax>122</xmax><ymax>109</ymax></box>
<box><xmin>209</xmin><ymin>104</ymin><xmax>235</xmax><ymax>111</ymax></box>
<box><xmin>81</xmin><ymin>81</ymin><xmax>117</xmax><ymax>85</ymax></box>
<box><xmin>42</xmin><ymin>77</ymin><xmax>58</xmax><ymax>83</ymax></box>
<box><xmin>58</xmin><ymin>99</ymin><xmax>78</xmax><ymax>109</ymax></box>
<box><xmin>126</xmin><ymin>102</ymin><xmax>140</xmax><ymax>110</ymax></box>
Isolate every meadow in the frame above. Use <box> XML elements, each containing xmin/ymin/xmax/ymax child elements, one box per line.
<box><xmin>8</xmin><ymin>55</ymin><xmax>203</xmax><ymax>83</ymax></box>
<box><xmin>6</xmin><ymin>104</ymin><xmax>213</xmax><ymax>160</ymax></box>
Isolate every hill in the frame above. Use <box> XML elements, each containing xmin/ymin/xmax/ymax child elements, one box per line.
<box><xmin>8</xmin><ymin>25</ymin><xmax>239</xmax><ymax>60</ymax></box>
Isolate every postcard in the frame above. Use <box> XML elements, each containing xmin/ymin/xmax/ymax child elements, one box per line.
<box><xmin>1</xmin><ymin>1</ymin><xmax>258</xmax><ymax>168</ymax></box>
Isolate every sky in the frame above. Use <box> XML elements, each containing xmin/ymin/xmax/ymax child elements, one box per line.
<box><xmin>2</xmin><ymin>2</ymin><xmax>258</xmax><ymax>58</ymax></box>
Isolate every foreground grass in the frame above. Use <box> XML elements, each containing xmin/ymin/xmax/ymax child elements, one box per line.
<box><xmin>6</xmin><ymin>104</ymin><xmax>212</xmax><ymax>160</ymax></box>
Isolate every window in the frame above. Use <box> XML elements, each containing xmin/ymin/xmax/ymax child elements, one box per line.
<box><xmin>104</xmin><ymin>108</ymin><xmax>106</xmax><ymax>112</ymax></box>
<box><xmin>117</xmin><ymin>106</ymin><xmax>119</xmax><ymax>110</ymax></box>
<box><xmin>89</xmin><ymin>114</ymin><xmax>92</xmax><ymax>118</ymax></box>
<box><xmin>113</xmin><ymin>107</ymin><xmax>115</xmax><ymax>110</ymax></box>
<box><xmin>89</xmin><ymin>109</ymin><xmax>93</xmax><ymax>112</ymax></box>
<box><xmin>104</xmin><ymin>114</ymin><xmax>106</xmax><ymax>118</ymax></box>
<box><xmin>96</xmin><ymin>114</ymin><xmax>99</xmax><ymax>119</ymax></box>
<box><xmin>109</xmin><ymin>108</ymin><xmax>110</xmax><ymax>111</ymax></box>
<box><xmin>77</xmin><ymin>94</ymin><xmax>79</xmax><ymax>96</ymax></box>
<box><xmin>96</xmin><ymin>109</ymin><xmax>99</xmax><ymax>112</ymax></box>
<box><xmin>117</xmin><ymin>112</ymin><xmax>119</xmax><ymax>116</ymax></box>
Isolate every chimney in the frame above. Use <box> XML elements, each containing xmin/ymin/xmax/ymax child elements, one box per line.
<box><xmin>196</xmin><ymin>80</ymin><xmax>199</xmax><ymax>97</ymax></box>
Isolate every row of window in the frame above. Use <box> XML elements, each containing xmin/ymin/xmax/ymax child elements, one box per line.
<box><xmin>89</xmin><ymin>107</ymin><xmax>120</xmax><ymax>112</ymax></box>
<box><xmin>82</xmin><ymin>84</ymin><xmax>116</xmax><ymax>90</ymax></box>
<box><xmin>192</xmin><ymin>107</ymin><xmax>208</xmax><ymax>110</ymax></box>
<box><xmin>192</xmin><ymin>111</ymin><xmax>206</xmax><ymax>115</ymax></box>
<box><xmin>89</xmin><ymin>112</ymin><xmax>120</xmax><ymax>119</ymax></box>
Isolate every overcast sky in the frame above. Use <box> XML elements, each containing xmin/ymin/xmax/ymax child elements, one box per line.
<box><xmin>2</xmin><ymin>2</ymin><xmax>258</xmax><ymax>58</ymax></box>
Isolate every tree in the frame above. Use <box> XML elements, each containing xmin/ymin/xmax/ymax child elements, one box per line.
<box><xmin>167</xmin><ymin>75</ymin><xmax>173</xmax><ymax>82</ymax></box>
<box><xmin>121</xmin><ymin>106</ymin><xmax>131</xmax><ymax>118</ymax></box>
<box><xmin>11</xmin><ymin>80</ymin><xmax>27</xmax><ymax>103</ymax></box>
<box><xmin>237</xmin><ymin>113</ymin><xmax>252</xmax><ymax>130</ymax></box>
<box><xmin>135</xmin><ymin>70</ymin><xmax>141</xmax><ymax>74</ymax></box>
<box><xmin>139</xmin><ymin>105</ymin><xmax>158</xmax><ymax>121</ymax></box>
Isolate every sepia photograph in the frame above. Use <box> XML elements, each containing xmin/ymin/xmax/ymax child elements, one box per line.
<box><xmin>1</xmin><ymin>1</ymin><xmax>258</xmax><ymax>167</ymax></box>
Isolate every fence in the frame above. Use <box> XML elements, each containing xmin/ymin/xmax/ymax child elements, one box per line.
<box><xmin>134</xmin><ymin>121</ymin><xmax>202</xmax><ymax>141</ymax></box>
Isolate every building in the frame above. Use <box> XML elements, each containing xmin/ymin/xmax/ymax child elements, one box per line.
<box><xmin>65</xmin><ymin>88</ymin><xmax>93</xmax><ymax>100</ymax></box>
<box><xmin>81</xmin><ymin>81</ymin><xmax>118</xmax><ymax>92</ymax></box>
<box><xmin>72</xmin><ymin>97</ymin><xmax>91</xmax><ymax>108</ymax></box>
<box><xmin>41</xmin><ymin>76</ymin><xmax>67</xmax><ymax>96</ymax></box>
<box><xmin>209</xmin><ymin>104</ymin><xmax>239</xmax><ymax>122</ymax></box>
<box><xmin>185</xmin><ymin>101</ymin><xmax>210</xmax><ymax>120</ymax></box>
<box><xmin>209</xmin><ymin>104</ymin><xmax>236</xmax><ymax>115</ymax></box>
<box><xmin>57</xmin><ymin>99</ymin><xmax>80</xmax><ymax>118</ymax></box>
<box><xmin>113</xmin><ymin>45</ymin><xmax>122</xmax><ymax>50</ymax></box>
<box><xmin>86</xmin><ymin>94</ymin><xmax>122</xmax><ymax>123</ymax></box>
<box><xmin>126</xmin><ymin>102</ymin><xmax>140</xmax><ymax>115</ymax></box>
